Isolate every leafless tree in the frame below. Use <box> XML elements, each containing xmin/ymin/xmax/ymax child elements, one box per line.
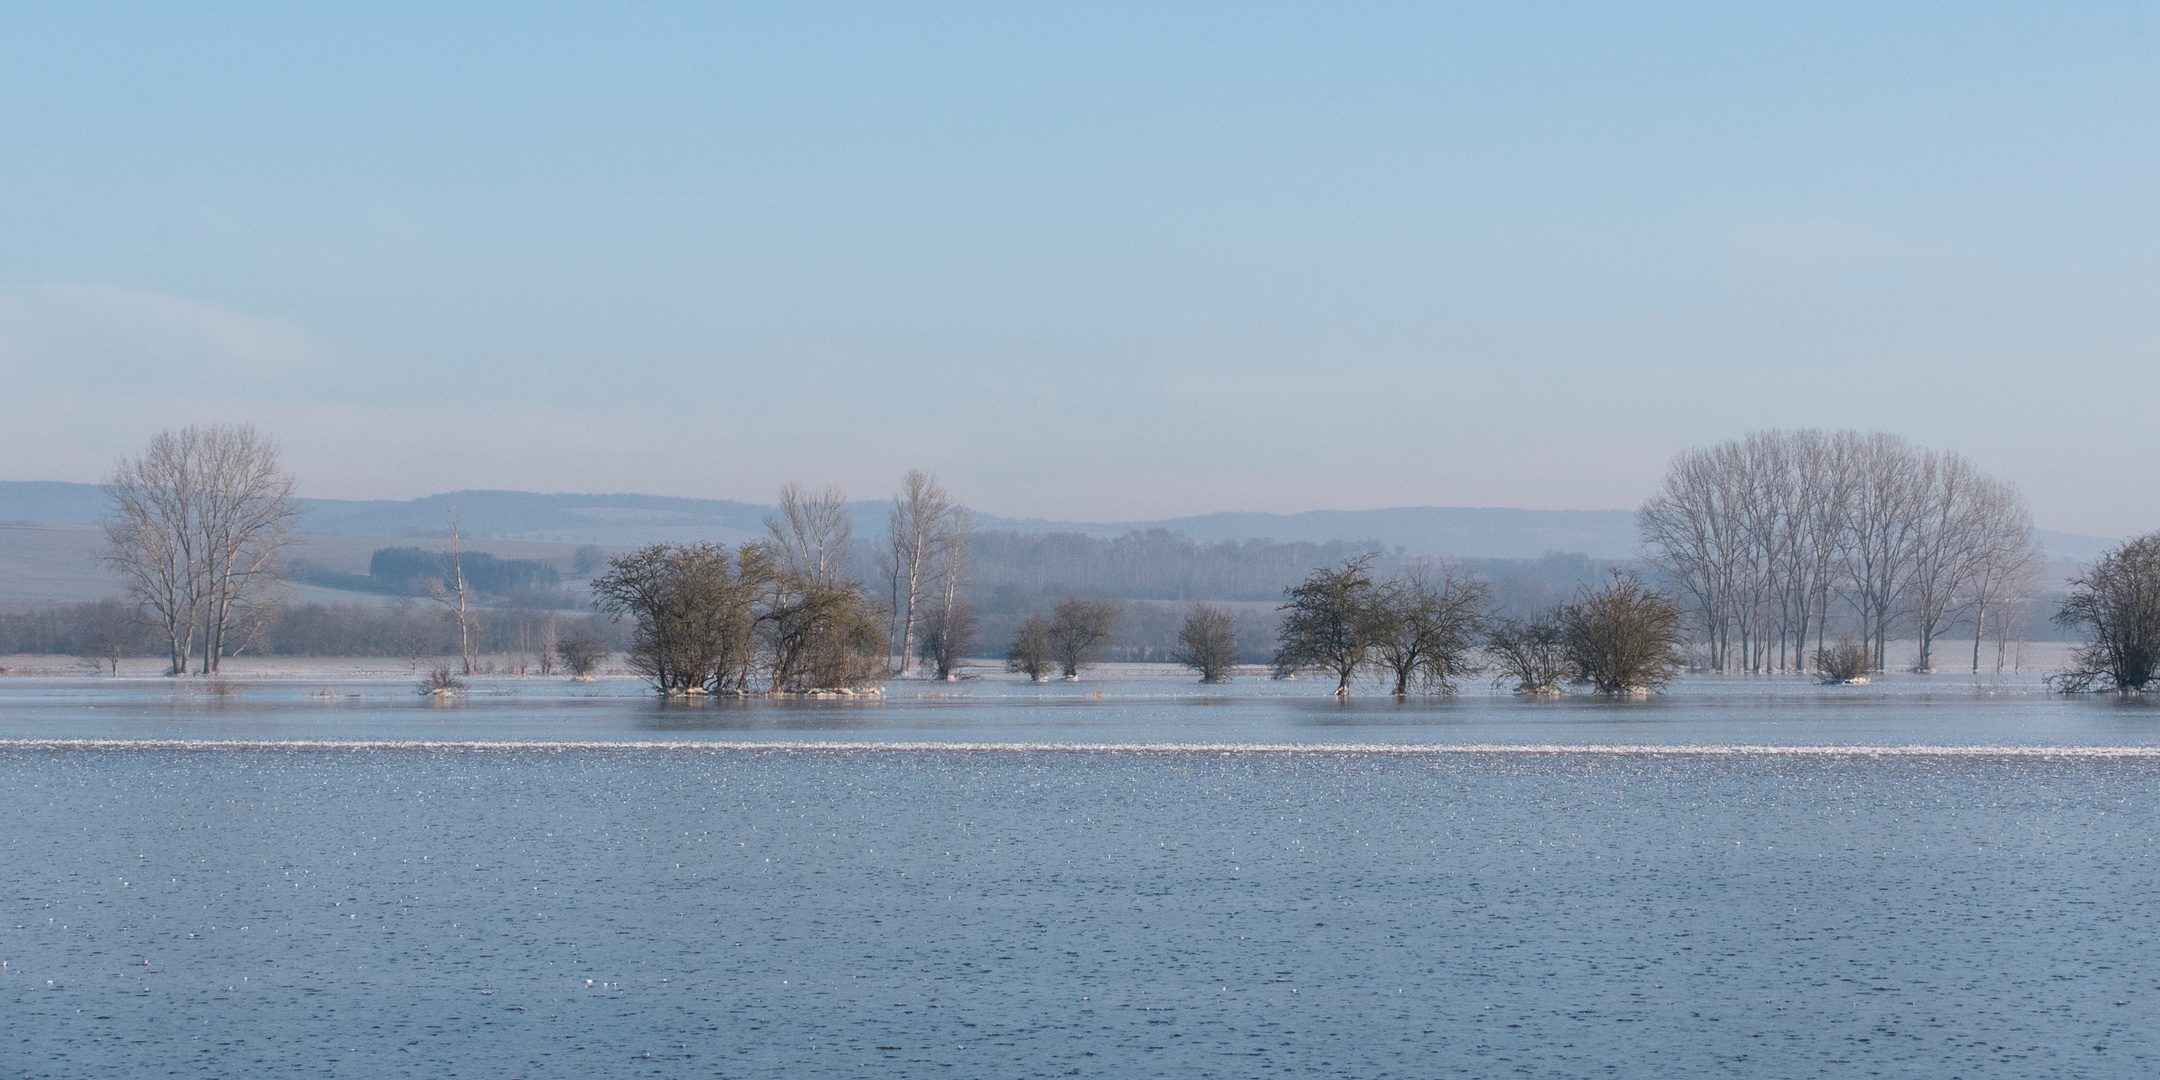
<box><xmin>2052</xmin><ymin>533</ymin><xmax>2160</xmax><ymax>693</ymax></box>
<box><xmin>884</xmin><ymin>472</ymin><xmax>962</xmax><ymax>675</ymax></box>
<box><xmin>917</xmin><ymin>597</ymin><xmax>977</xmax><ymax>680</ymax></box>
<box><xmin>768</xmin><ymin>482</ymin><xmax>853</xmax><ymax>587</ymax></box>
<box><xmin>1006</xmin><ymin>614</ymin><xmax>1056</xmax><ymax>682</ymax></box>
<box><xmin>559</xmin><ymin>633</ymin><xmax>608</xmax><ymax>679</ymax></box>
<box><xmin>1561</xmin><ymin>570</ymin><xmax>1685</xmax><ymax>695</ymax></box>
<box><xmin>1367</xmin><ymin>567</ymin><xmax>1488</xmax><ymax>695</ymax></box>
<box><xmin>421</xmin><ymin>507</ymin><xmax>478</xmax><ymax>675</ymax></box>
<box><xmin>1484</xmin><ymin>611</ymin><xmax>1568</xmax><ymax>695</ymax></box>
<box><xmin>1962</xmin><ymin>482</ymin><xmax>2041</xmax><ymax>674</ymax></box>
<box><xmin>1272</xmin><ymin>556</ymin><xmax>1381</xmax><ymax>697</ymax></box>
<box><xmin>1172</xmin><ymin>602</ymin><xmax>1240</xmax><ymax>683</ymax></box>
<box><xmin>1049</xmin><ymin>598</ymin><xmax>1119</xmax><ymax>680</ymax></box>
<box><xmin>537</xmin><ymin>612</ymin><xmax>560</xmax><ymax>676</ymax></box>
<box><xmin>1840</xmin><ymin>433</ymin><xmax>1930</xmax><ymax>671</ymax></box>
<box><xmin>105</xmin><ymin>424</ymin><xmax>299</xmax><ymax>675</ymax></box>
<box><xmin>928</xmin><ymin>507</ymin><xmax>973</xmax><ymax>677</ymax></box>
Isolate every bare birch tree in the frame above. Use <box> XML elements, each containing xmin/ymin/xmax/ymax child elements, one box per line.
<box><xmin>422</xmin><ymin>507</ymin><xmax>478</xmax><ymax>675</ymax></box>
<box><xmin>768</xmin><ymin>482</ymin><xmax>853</xmax><ymax>587</ymax></box>
<box><xmin>884</xmin><ymin>471</ymin><xmax>955</xmax><ymax>675</ymax></box>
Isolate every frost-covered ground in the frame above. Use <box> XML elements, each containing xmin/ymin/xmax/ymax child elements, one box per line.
<box><xmin>4</xmin><ymin>745</ymin><xmax>2156</xmax><ymax>1078</ymax></box>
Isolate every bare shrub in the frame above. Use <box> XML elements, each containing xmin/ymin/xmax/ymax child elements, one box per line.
<box><xmin>1815</xmin><ymin>635</ymin><xmax>1872</xmax><ymax>682</ymax></box>
<box><xmin>1006</xmin><ymin>615</ymin><xmax>1056</xmax><ymax>682</ymax></box>
<box><xmin>421</xmin><ymin>667</ymin><xmax>466</xmax><ymax>695</ymax></box>
<box><xmin>2052</xmin><ymin>533</ymin><xmax>2160</xmax><ymax>693</ymax></box>
<box><xmin>1172</xmin><ymin>602</ymin><xmax>1240</xmax><ymax>683</ymax></box>
<box><xmin>1485</xmin><ymin>612</ymin><xmax>1568</xmax><ymax>696</ymax></box>
<box><xmin>1561</xmin><ymin>571</ymin><xmax>1685</xmax><ymax>695</ymax></box>
<box><xmin>559</xmin><ymin>634</ymin><xmax>608</xmax><ymax>680</ymax></box>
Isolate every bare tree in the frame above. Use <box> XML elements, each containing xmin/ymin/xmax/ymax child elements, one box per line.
<box><xmin>559</xmin><ymin>633</ymin><xmax>608</xmax><ymax>680</ymax></box>
<box><xmin>2052</xmin><ymin>533</ymin><xmax>2160</xmax><ymax>693</ymax></box>
<box><xmin>917</xmin><ymin>597</ymin><xmax>977</xmax><ymax>680</ymax></box>
<box><xmin>1049</xmin><ymin>598</ymin><xmax>1119</xmax><ymax>680</ymax></box>
<box><xmin>1561</xmin><ymin>570</ymin><xmax>1685</xmax><ymax>695</ymax></box>
<box><xmin>105</xmin><ymin>424</ymin><xmax>298</xmax><ymax>675</ymax></box>
<box><xmin>1006</xmin><ymin>614</ymin><xmax>1056</xmax><ymax>682</ymax></box>
<box><xmin>1367</xmin><ymin>567</ymin><xmax>1488</xmax><ymax>696</ymax></box>
<box><xmin>537</xmin><ymin>612</ymin><xmax>560</xmax><ymax>676</ymax></box>
<box><xmin>1962</xmin><ymin>481</ymin><xmax>2041</xmax><ymax>674</ymax></box>
<box><xmin>1272</xmin><ymin>555</ymin><xmax>1380</xmax><ymax>697</ymax></box>
<box><xmin>768</xmin><ymin>482</ymin><xmax>853</xmax><ymax>587</ymax></box>
<box><xmin>421</xmin><ymin>507</ymin><xmax>478</xmax><ymax>675</ymax></box>
<box><xmin>1172</xmin><ymin>602</ymin><xmax>1240</xmax><ymax>683</ymax></box>
<box><xmin>1485</xmin><ymin>611</ymin><xmax>1568</xmax><ymax>695</ymax></box>
<box><xmin>928</xmin><ymin>507</ymin><xmax>973</xmax><ymax>677</ymax></box>
<box><xmin>884</xmin><ymin>472</ymin><xmax>958</xmax><ymax>675</ymax></box>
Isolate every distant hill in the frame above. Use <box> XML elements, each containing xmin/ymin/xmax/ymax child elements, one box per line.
<box><xmin>0</xmin><ymin>481</ymin><xmax>2122</xmax><ymax>562</ymax></box>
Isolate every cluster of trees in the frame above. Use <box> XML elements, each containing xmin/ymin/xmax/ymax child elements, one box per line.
<box><xmin>1639</xmin><ymin>429</ymin><xmax>2041</xmax><ymax>676</ymax></box>
<box><xmin>1266</xmin><ymin>557</ymin><xmax>1685</xmax><ymax>697</ymax></box>
<box><xmin>883</xmin><ymin>472</ymin><xmax>974</xmax><ymax>679</ymax></box>
<box><xmin>1005</xmin><ymin>598</ymin><xmax>1121</xmax><ymax>681</ymax></box>
<box><xmin>593</xmin><ymin>484</ymin><xmax>886</xmax><ymax>695</ymax></box>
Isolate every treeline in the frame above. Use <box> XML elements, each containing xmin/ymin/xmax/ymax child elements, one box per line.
<box><xmin>0</xmin><ymin>599</ymin><xmax>621</xmax><ymax>669</ymax></box>
<box><xmin>1640</xmin><ymin>429</ymin><xmax>2043</xmax><ymax>675</ymax></box>
<box><xmin>964</xmin><ymin>530</ymin><xmax>1390</xmax><ymax>601</ymax></box>
<box><xmin>292</xmin><ymin>546</ymin><xmax>564</xmax><ymax>602</ymax></box>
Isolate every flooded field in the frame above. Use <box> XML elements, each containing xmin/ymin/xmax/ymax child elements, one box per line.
<box><xmin>3</xmin><ymin>671</ymin><xmax>2156</xmax><ymax>1076</ymax></box>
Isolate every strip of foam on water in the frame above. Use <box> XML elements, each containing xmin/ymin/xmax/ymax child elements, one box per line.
<box><xmin>0</xmin><ymin>738</ymin><xmax>2157</xmax><ymax>757</ymax></box>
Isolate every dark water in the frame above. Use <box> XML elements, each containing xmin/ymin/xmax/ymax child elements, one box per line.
<box><xmin>6</xmin><ymin>742</ymin><xmax>2157</xmax><ymax>1078</ymax></box>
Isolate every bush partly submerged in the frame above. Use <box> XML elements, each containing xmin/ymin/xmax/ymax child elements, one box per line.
<box><xmin>421</xmin><ymin>667</ymin><xmax>467</xmax><ymax>696</ymax></box>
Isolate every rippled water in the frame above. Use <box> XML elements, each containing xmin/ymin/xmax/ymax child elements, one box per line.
<box><xmin>4</xmin><ymin>674</ymin><xmax>2157</xmax><ymax>1076</ymax></box>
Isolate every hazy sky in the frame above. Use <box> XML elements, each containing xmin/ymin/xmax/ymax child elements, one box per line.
<box><xmin>1</xmin><ymin>3</ymin><xmax>2153</xmax><ymax>534</ymax></box>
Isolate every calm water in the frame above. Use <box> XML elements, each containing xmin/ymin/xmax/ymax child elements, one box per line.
<box><xmin>5</xmin><ymin>674</ymin><xmax>2158</xmax><ymax>1076</ymax></box>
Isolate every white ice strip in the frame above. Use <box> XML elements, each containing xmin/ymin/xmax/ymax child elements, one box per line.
<box><xmin>2</xmin><ymin>738</ymin><xmax>2159</xmax><ymax>757</ymax></box>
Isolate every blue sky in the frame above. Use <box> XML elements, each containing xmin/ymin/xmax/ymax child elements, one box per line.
<box><xmin>1</xmin><ymin>3</ymin><xmax>2153</xmax><ymax>535</ymax></box>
